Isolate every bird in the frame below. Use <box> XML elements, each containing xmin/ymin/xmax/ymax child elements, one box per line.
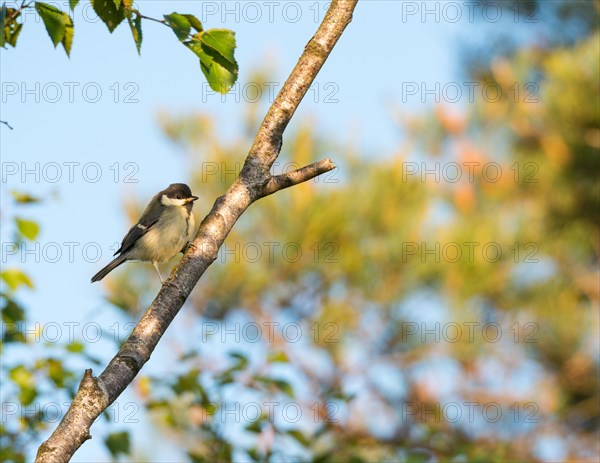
<box><xmin>91</xmin><ymin>183</ymin><xmax>198</xmax><ymax>284</ymax></box>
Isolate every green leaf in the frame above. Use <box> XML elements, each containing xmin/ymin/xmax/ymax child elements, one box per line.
<box><xmin>1</xmin><ymin>269</ymin><xmax>34</xmax><ymax>291</ymax></box>
<box><xmin>247</xmin><ymin>448</ymin><xmax>259</xmax><ymax>462</ymax></box>
<box><xmin>178</xmin><ymin>350</ymin><xmax>198</xmax><ymax>361</ymax></box>
<box><xmin>46</xmin><ymin>358</ymin><xmax>72</xmax><ymax>387</ymax></box>
<box><xmin>245</xmin><ymin>420</ymin><xmax>263</xmax><ymax>433</ymax></box>
<box><xmin>164</xmin><ymin>13</ymin><xmax>190</xmax><ymax>41</ymax></box>
<box><xmin>254</xmin><ymin>376</ymin><xmax>295</xmax><ymax>398</ymax></box>
<box><xmin>11</xmin><ymin>191</ymin><xmax>41</xmax><ymax>204</ymax></box>
<box><xmin>187</xmin><ymin>452</ymin><xmax>206</xmax><ymax>463</ymax></box>
<box><xmin>35</xmin><ymin>3</ymin><xmax>66</xmax><ymax>46</ymax></box>
<box><xmin>66</xmin><ymin>341</ymin><xmax>85</xmax><ymax>353</ymax></box>
<box><xmin>1</xmin><ymin>294</ymin><xmax>25</xmax><ymax>324</ymax></box>
<box><xmin>229</xmin><ymin>351</ymin><xmax>249</xmax><ymax>370</ymax></box>
<box><xmin>9</xmin><ymin>365</ymin><xmax>37</xmax><ymax>405</ymax></box>
<box><xmin>217</xmin><ymin>372</ymin><xmax>234</xmax><ymax>384</ymax></box>
<box><xmin>197</xmin><ymin>46</ymin><xmax>237</xmax><ymax>93</ymax></box>
<box><xmin>183</xmin><ymin>14</ymin><xmax>203</xmax><ymax>32</ymax></box>
<box><xmin>312</xmin><ymin>451</ymin><xmax>335</xmax><ymax>463</ymax></box>
<box><xmin>0</xmin><ymin>5</ymin><xmax>21</xmax><ymax>48</ymax></box>
<box><xmin>21</xmin><ymin>388</ymin><xmax>38</xmax><ymax>405</ymax></box>
<box><xmin>287</xmin><ymin>429</ymin><xmax>310</xmax><ymax>446</ymax></box>
<box><xmin>61</xmin><ymin>18</ymin><xmax>73</xmax><ymax>56</ymax></box>
<box><xmin>405</xmin><ymin>451</ymin><xmax>433</xmax><ymax>463</ymax></box>
<box><xmin>187</xmin><ymin>44</ymin><xmax>235</xmax><ymax>94</ymax></box>
<box><xmin>15</xmin><ymin>217</ymin><xmax>39</xmax><ymax>240</ymax></box>
<box><xmin>104</xmin><ymin>431</ymin><xmax>130</xmax><ymax>458</ymax></box>
<box><xmin>268</xmin><ymin>351</ymin><xmax>289</xmax><ymax>363</ymax></box>
<box><xmin>173</xmin><ymin>368</ymin><xmax>201</xmax><ymax>394</ymax></box>
<box><xmin>146</xmin><ymin>399</ymin><xmax>168</xmax><ymax>410</ymax></box>
<box><xmin>127</xmin><ymin>12</ymin><xmax>142</xmax><ymax>54</ymax></box>
<box><xmin>272</xmin><ymin>379</ymin><xmax>295</xmax><ymax>398</ymax></box>
<box><xmin>186</xmin><ymin>29</ymin><xmax>238</xmax><ymax>94</ymax></box>
<box><xmin>4</xmin><ymin>20</ymin><xmax>21</xmax><ymax>48</ymax></box>
<box><xmin>35</xmin><ymin>2</ymin><xmax>73</xmax><ymax>56</ymax></box>
<box><xmin>200</xmin><ymin>29</ymin><xmax>236</xmax><ymax>64</ymax></box>
<box><xmin>69</xmin><ymin>0</ymin><xmax>79</xmax><ymax>10</ymax></box>
<box><xmin>91</xmin><ymin>0</ymin><xmax>130</xmax><ymax>33</ymax></box>
<box><xmin>1</xmin><ymin>4</ymin><xmax>7</xmax><ymax>48</ymax></box>
<box><xmin>1</xmin><ymin>295</ymin><xmax>26</xmax><ymax>343</ymax></box>
<box><xmin>202</xmin><ymin>401</ymin><xmax>218</xmax><ymax>415</ymax></box>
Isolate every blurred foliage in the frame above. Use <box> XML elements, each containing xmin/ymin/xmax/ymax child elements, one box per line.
<box><xmin>0</xmin><ymin>195</ymin><xmax>122</xmax><ymax>461</ymax></box>
<box><xmin>99</xmin><ymin>4</ymin><xmax>599</xmax><ymax>460</ymax></box>
<box><xmin>460</xmin><ymin>0</ymin><xmax>600</xmax><ymax>72</ymax></box>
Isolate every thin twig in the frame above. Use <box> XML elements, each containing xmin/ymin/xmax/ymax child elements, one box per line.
<box><xmin>263</xmin><ymin>158</ymin><xmax>336</xmax><ymax>196</ymax></box>
<box><xmin>134</xmin><ymin>11</ymin><xmax>168</xmax><ymax>27</ymax></box>
<box><xmin>0</xmin><ymin>120</ymin><xmax>14</xmax><ymax>130</ymax></box>
<box><xmin>6</xmin><ymin>1</ymin><xmax>33</xmax><ymax>21</ymax></box>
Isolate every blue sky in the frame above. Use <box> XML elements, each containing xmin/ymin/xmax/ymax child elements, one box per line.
<box><xmin>1</xmin><ymin>1</ymin><xmax>548</xmax><ymax>460</ymax></box>
<box><xmin>2</xmin><ymin>0</ymin><xmax>462</xmax><ymax>335</ymax></box>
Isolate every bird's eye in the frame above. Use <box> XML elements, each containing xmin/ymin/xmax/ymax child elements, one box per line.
<box><xmin>177</xmin><ymin>195</ymin><xmax>182</xmax><ymax>199</ymax></box>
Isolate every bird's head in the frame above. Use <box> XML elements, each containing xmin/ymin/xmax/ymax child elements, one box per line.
<box><xmin>160</xmin><ymin>183</ymin><xmax>199</xmax><ymax>207</ymax></box>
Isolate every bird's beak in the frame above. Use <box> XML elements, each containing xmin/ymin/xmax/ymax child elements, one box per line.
<box><xmin>186</xmin><ymin>196</ymin><xmax>199</xmax><ymax>203</ymax></box>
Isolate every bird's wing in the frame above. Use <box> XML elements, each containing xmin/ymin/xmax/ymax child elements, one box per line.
<box><xmin>114</xmin><ymin>206</ymin><xmax>162</xmax><ymax>256</ymax></box>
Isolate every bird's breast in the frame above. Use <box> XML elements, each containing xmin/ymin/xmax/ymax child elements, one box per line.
<box><xmin>136</xmin><ymin>207</ymin><xmax>194</xmax><ymax>263</ymax></box>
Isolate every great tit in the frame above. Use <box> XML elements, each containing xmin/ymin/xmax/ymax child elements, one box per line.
<box><xmin>91</xmin><ymin>183</ymin><xmax>198</xmax><ymax>284</ymax></box>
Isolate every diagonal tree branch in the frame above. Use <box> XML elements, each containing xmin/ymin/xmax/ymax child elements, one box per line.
<box><xmin>263</xmin><ymin>157</ymin><xmax>336</xmax><ymax>196</ymax></box>
<box><xmin>35</xmin><ymin>0</ymin><xmax>358</xmax><ymax>461</ymax></box>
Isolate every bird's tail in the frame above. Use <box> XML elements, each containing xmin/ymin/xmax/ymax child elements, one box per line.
<box><xmin>91</xmin><ymin>254</ymin><xmax>128</xmax><ymax>282</ymax></box>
